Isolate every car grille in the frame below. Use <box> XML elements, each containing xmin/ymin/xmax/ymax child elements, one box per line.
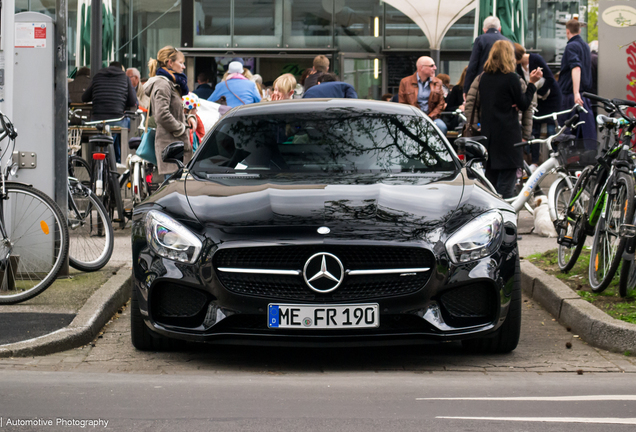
<box><xmin>214</xmin><ymin>245</ymin><xmax>433</xmax><ymax>301</ymax></box>
<box><xmin>438</xmin><ymin>284</ymin><xmax>496</xmax><ymax>327</ymax></box>
<box><xmin>152</xmin><ymin>284</ymin><xmax>208</xmax><ymax>318</ymax></box>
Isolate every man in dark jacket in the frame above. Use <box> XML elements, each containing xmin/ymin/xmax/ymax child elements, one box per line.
<box><xmin>303</xmin><ymin>55</ymin><xmax>330</xmax><ymax>92</ymax></box>
<box><xmin>559</xmin><ymin>19</ymin><xmax>596</xmax><ymax>142</ymax></box>
<box><xmin>302</xmin><ymin>73</ymin><xmax>358</xmax><ymax>99</ymax></box>
<box><xmin>193</xmin><ymin>72</ymin><xmax>215</xmax><ymax>100</ymax></box>
<box><xmin>82</xmin><ymin>61</ymin><xmax>138</xmax><ymax>162</ymax></box>
<box><xmin>463</xmin><ymin>16</ymin><xmax>511</xmax><ymax>96</ymax></box>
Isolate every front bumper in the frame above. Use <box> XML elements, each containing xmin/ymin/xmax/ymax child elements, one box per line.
<box><xmin>132</xmin><ymin>239</ymin><xmax>518</xmax><ymax>346</ymax></box>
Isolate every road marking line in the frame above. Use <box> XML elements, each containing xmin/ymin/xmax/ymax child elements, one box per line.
<box><xmin>418</xmin><ymin>395</ymin><xmax>636</xmax><ymax>401</ymax></box>
<box><xmin>436</xmin><ymin>417</ymin><xmax>636</xmax><ymax>425</ymax></box>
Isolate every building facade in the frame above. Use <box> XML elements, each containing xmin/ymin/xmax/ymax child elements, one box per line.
<box><xmin>17</xmin><ymin>0</ymin><xmax>588</xmax><ymax>99</ymax></box>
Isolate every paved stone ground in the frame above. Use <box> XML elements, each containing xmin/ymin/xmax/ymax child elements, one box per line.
<box><xmin>1</xmin><ymin>290</ymin><xmax>635</xmax><ymax>374</ymax></box>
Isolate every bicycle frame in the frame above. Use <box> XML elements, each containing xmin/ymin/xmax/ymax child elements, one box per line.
<box><xmin>509</xmin><ymin>155</ymin><xmax>564</xmax><ymax>213</ymax></box>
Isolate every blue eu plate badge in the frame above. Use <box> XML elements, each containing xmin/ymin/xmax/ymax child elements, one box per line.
<box><xmin>268</xmin><ymin>305</ymin><xmax>279</xmax><ymax>328</ymax></box>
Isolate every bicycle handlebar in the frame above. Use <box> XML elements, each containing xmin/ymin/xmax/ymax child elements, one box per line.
<box><xmin>532</xmin><ymin>104</ymin><xmax>587</xmax><ymax>121</ymax></box>
<box><xmin>83</xmin><ymin>110</ymin><xmax>140</xmax><ymax>126</ymax></box>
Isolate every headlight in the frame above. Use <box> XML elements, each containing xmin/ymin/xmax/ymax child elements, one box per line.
<box><xmin>145</xmin><ymin>210</ymin><xmax>202</xmax><ymax>264</ymax></box>
<box><xmin>445</xmin><ymin>211</ymin><xmax>503</xmax><ymax>264</ymax></box>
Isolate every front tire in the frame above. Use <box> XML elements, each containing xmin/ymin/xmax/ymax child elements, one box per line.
<box><xmin>0</xmin><ymin>183</ymin><xmax>69</xmax><ymax>304</ymax></box>
<box><xmin>462</xmin><ymin>254</ymin><xmax>521</xmax><ymax>354</ymax></box>
<box><xmin>131</xmin><ymin>284</ymin><xmax>186</xmax><ymax>351</ymax></box>
<box><xmin>68</xmin><ymin>181</ymin><xmax>114</xmax><ymax>272</ymax></box>
<box><xmin>589</xmin><ymin>172</ymin><xmax>635</xmax><ymax>293</ymax></box>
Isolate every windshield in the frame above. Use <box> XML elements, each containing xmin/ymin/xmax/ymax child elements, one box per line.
<box><xmin>191</xmin><ymin>111</ymin><xmax>457</xmax><ymax>176</ymax></box>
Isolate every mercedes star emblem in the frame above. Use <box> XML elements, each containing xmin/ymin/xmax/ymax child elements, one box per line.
<box><xmin>303</xmin><ymin>252</ymin><xmax>344</xmax><ymax>293</ymax></box>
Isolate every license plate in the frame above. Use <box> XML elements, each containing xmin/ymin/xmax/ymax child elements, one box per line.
<box><xmin>268</xmin><ymin>304</ymin><xmax>379</xmax><ymax>329</ymax></box>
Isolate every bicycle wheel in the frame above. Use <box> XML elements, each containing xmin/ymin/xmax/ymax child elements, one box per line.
<box><xmin>0</xmin><ymin>183</ymin><xmax>69</xmax><ymax>304</ymax></box>
<box><xmin>68</xmin><ymin>181</ymin><xmax>114</xmax><ymax>272</ymax></box>
<box><xmin>555</xmin><ymin>169</ymin><xmax>591</xmax><ymax>272</ymax></box>
<box><xmin>68</xmin><ymin>155</ymin><xmax>93</xmax><ymax>188</ymax></box>
<box><xmin>618</xmin><ymin>209</ymin><xmax>636</xmax><ymax>298</ymax></box>
<box><xmin>589</xmin><ymin>171</ymin><xmax>635</xmax><ymax>293</ymax></box>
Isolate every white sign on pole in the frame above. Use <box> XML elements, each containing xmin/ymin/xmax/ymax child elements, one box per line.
<box><xmin>15</xmin><ymin>22</ymin><xmax>47</xmax><ymax>48</ymax></box>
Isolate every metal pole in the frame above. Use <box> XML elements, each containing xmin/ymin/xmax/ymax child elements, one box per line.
<box><xmin>55</xmin><ymin>0</ymin><xmax>69</xmax><ymax>274</ymax></box>
<box><xmin>430</xmin><ymin>49</ymin><xmax>441</xmax><ymax>70</ymax></box>
<box><xmin>91</xmin><ymin>0</ymin><xmax>103</xmax><ymax>76</ymax></box>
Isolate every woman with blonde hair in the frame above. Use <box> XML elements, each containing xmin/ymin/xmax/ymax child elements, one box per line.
<box><xmin>144</xmin><ymin>46</ymin><xmax>192</xmax><ymax>175</ymax></box>
<box><xmin>464</xmin><ymin>40</ymin><xmax>542</xmax><ymax>198</ymax></box>
<box><xmin>271</xmin><ymin>73</ymin><xmax>297</xmax><ymax>101</ymax></box>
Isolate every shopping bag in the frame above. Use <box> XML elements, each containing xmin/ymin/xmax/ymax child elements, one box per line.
<box><xmin>136</xmin><ymin>128</ymin><xmax>157</xmax><ymax>165</ymax></box>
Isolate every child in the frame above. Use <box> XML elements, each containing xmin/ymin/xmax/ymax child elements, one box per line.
<box><xmin>182</xmin><ymin>92</ymin><xmax>205</xmax><ymax>151</ymax></box>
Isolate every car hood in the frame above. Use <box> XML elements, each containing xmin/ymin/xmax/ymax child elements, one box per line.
<box><xmin>183</xmin><ymin>171</ymin><xmax>470</xmax><ymax>243</ymax></box>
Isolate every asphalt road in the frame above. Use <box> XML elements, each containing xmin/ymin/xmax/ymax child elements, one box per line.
<box><xmin>1</xmin><ymin>370</ymin><xmax>636</xmax><ymax>431</ymax></box>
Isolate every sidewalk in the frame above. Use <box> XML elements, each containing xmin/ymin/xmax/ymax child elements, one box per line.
<box><xmin>0</xmin><ymin>230</ymin><xmax>132</xmax><ymax>357</ymax></box>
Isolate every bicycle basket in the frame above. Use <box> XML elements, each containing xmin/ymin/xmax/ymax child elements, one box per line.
<box><xmin>68</xmin><ymin>126</ymin><xmax>83</xmax><ymax>153</ymax></box>
<box><xmin>556</xmin><ymin>138</ymin><xmax>598</xmax><ymax>170</ymax></box>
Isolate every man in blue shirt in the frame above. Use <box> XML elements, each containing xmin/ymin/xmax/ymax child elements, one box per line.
<box><xmin>302</xmin><ymin>73</ymin><xmax>358</xmax><ymax>99</ymax></box>
<box><xmin>559</xmin><ymin>19</ymin><xmax>596</xmax><ymax>142</ymax></box>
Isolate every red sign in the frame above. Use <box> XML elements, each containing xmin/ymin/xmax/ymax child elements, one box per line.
<box><xmin>34</xmin><ymin>26</ymin><xmax>46</xmax><ymax>39</ymax></box>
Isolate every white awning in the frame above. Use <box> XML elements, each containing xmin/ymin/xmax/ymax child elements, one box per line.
<box><xmin>383</xmin><ymin>0</ymin><xmax>477</xmax><ymax>50</ymax></box>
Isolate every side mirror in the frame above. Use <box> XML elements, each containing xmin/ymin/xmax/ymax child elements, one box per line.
<box><xmin>162</xmin><ymin>141</ymin><xmax>185</xmax><ymax>169</ymax></box>
<box><xmin>465</xmin><ymin>142</ymin><xmax>488</xmax><ymax>168</ymax></box>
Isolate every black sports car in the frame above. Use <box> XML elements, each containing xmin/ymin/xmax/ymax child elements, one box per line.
<box><xmin>131</xmin><ymin>99</ymin><xmax>520</xmax><ymax>353</ymax></box>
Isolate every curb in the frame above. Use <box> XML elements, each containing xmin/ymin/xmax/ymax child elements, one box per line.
<box><xmin>521</xmin><ymin>260</ymin><xmax>636</xmax><ymax>353</ymax></box>
<box><xmin>0</xmin><ymin>266</ymin><xmax>132</xmax><ymax>358</ymax></box>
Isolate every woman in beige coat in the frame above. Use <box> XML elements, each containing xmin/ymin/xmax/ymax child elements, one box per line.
<box><xmin>145</xmin><ymin>46</ymin><xmax>192</xmax><ymax>175</ymax></box>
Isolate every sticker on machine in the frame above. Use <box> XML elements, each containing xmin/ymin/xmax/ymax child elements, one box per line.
<box><xmin>15</xmin><ymin>23</ymin><xmax>47</xmax><ymax>48</ymax></box>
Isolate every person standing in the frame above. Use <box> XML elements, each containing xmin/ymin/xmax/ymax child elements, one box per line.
<box><xmin>514</xmin><ymin>43</ymin><xmax>562</xmax><ymax>168</ymax></box>
<box><xmin>144</xmin><ymin>46</ymin><xmax>192</xmax><ymax>176</ymax></box>
<box><xmin>303</xmin><ymin>55</ymin><xmax>330</xmax><ymax>92</ymax></box>
<box><xmin>398</xmin><ymin>56</ymin><xmax>447</xmax><ymax>135</ymax></box>
<box><xmin>589</xmin><ymin>40</ymin><xmax>599</xmax><ymax>116</ymax></box>
<box><xmin>126</xmin><ymin>67</ymin><xmax>149</xmax><ymax>110</ymax></box>
<box><xmin>207</xmin><ymin>61</ymin><xmax>262</xmax><ymax>108</ymax></box>
<box><xmin>82</xmin><ymin>61</ymin><xmax>138</xmax><ymax>163</ymax></box>
<box><xmin>559</xmin><ymin>19</ymin><xmax>596</xmax><ymax>142</ymax></box>
<box><xmin>193</xmin><ymin>72</ymin><xmax>215</xmax><ymax>100</ymax></box>
<box><xmin>464</xmin><ymin>40</ymin><xmax>542</xmax><ymax>198</ymax></box>
<box><xmin>463</xmin><ymin>16</ymin><xmax>512</xmax><ymax>97</ymax></box>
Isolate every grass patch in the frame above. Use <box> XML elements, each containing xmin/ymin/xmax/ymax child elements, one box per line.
<box><xmin>526</xmin><ymin>248</ymin><xmax>636</xmax><ymax>325</ymax></box>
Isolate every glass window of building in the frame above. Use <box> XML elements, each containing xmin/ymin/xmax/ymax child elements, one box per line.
<box><xmin>234</xmin><ymin>0</ymin><xmax>276</xmax><ymax>35</ymax></box>
<box><xmin>334</xmin><ymin>0</ymin><xmax>383</xmax><ymax>53</ymax></box>
<box><xmin>129</xmin><ymin>0</ymin><xmax>181</xmax><ymax>77</ymax></box>
<box><xmin>195</xmin><ymin>0</ymin><xmax>231</xmax><ymax>36</ymax></box>
<box><xmin>384</xmin><ymin>3</ymin><xmax>428</xmax><ymax>50</ymax></box>
<box><xmin>284</xmin><ymin>0</ymin><xmax>334</xmax><ymax>48</ymax></box>
<box><xmin>343</xmin><ymin>58</ymin><xmax>381</xmax><ymax>100</ymax></box>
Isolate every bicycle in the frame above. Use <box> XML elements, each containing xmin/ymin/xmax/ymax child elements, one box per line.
<box><xmin>67</xmin><ymin>176</ymin><xmax>114</xmax><ymax>272</ymax></box>
<box><xmin>554</xmin><ymin>93</ymin><xmax>636</xmax><ymax>292</ymax></box>
<box><xmin>84</xmin><ymin>113</ymin><xmax>137</xmax><ymax>230</ymax></box>
<box><xmin>459</xmin><ymin>105</ymin><xmax>587</xmax><ymax>221</ymax></box>
<box><xmin>120</xmin><ymin>113</ymin><xmax>153</xmax><ymax>206</ymax></box>
<box><xmin>0</xmin><ymin>111</ymin><xmax>70</xmax><ymax>304</ymax></box>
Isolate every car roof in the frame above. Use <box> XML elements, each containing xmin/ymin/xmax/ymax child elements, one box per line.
<box><xmin>226</xmin><ymin>98</ymin><xmax>423</xmax><ymax>117</ymax></box>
